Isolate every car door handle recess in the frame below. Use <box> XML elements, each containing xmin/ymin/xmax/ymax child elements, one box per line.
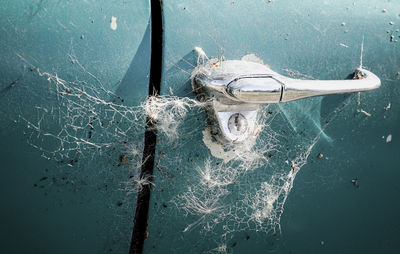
<box><xmin>191</xmin><ymin>57</ymin><xmax>381</xmax><ymax>143</ymax></box>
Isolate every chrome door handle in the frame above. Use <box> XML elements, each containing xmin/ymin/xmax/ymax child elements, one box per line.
<box><xmin>226</xmin><ymin>68</ymin><xmax>380</xmax><ymax>103</ymax></box>
<box><xmin>192</xmin><ymin>55</ymin><xmax>381</xmax><ymax>143</ymax></box>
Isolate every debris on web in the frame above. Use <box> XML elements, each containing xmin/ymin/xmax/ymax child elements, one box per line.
<box><xmin>5</xmin><ymin>48</ymin><xmax>360</xmax><ymax>251</ymax></box>
<box><xmin>165</xmin><ymin>50</ymin><xmax>358</xmax><ymax>246</ymax></box>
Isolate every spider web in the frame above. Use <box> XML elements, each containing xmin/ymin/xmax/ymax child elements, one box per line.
<box><xmin>0</xmin><ymin>30</ymin><xmax>359</xmax><ymax>254</ymax></box>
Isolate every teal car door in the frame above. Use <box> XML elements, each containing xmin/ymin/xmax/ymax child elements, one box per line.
<box><xmin>1</xmin><ymin>1</ymin><xmax>400</xmax><ymax>254</ymax></box>
<box><xmin>0</xmin><ymin>1</ymin><xmax>152</xmax><ymax>253</ymax></box>
<box><xmin>140</xmin><ymin>1</ymin><xmax>400</xmax><ymax>254</ymax></box>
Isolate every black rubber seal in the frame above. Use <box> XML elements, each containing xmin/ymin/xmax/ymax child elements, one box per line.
<box><xmin>129</xmin><ymin>1</ymin><xmax>163</xmax><ymax>253</ymax></box>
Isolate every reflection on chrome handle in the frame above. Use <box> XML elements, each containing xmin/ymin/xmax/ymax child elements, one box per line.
<box><xmin>224</xmin><ymin>68</ymin><xmax>381</xmax><ymax>103</ymax></box>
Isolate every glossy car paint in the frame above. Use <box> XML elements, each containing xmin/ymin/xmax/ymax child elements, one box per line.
<box><xmin>1</xmin><ymin>1</ymin><xmax>400</xmax><ymax>254</ymax></box>
<box><xmin>0</xmin><ymin>1</ymin><xmax>150</xmax><ymax>253</ymax></box>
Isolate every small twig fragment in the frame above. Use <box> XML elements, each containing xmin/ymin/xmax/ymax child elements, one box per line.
<box><xmin>156</xmin><ymin>152</ymin><xmax>170</xmax><ymax>177</ymax></box>
<box><xmin>357</xmin><ymin>109</ymin><xmax>371</xmax><ymax>117</ymax></box>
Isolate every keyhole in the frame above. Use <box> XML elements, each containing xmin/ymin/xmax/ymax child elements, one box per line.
<box><xmin>228</xmin><ymin>113</ymin><xmax>248</xmax><ymax>136</ymax></box>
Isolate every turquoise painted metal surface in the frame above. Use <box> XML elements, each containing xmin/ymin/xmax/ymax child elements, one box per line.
<box><xmin>1</xmin><ymin>0</ymin><xmax>400</xmax><ymax>254</ymax></box>
<box><xmin>0</xmin><ymin>1</ymin><xmax>150</xmax><ymax>253</ymax></box>
<box><xmin>145</xmin><ymin>1</ymin><xmax>400</xmax><ymax>253</ymax></box>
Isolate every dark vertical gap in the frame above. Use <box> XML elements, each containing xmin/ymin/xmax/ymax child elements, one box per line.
<box><xmin>129</xmin><ymin>1</ymin><xmax>163</xmax><ymax>254</ymax></box>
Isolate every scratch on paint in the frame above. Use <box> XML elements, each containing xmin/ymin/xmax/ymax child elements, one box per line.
<box><xmin>110</xmin><ymin>16</ymin><xmax>118</xmax><ymax>30</ymax></box>
<box><xmin>359</xmin><ymin>35</ymin><xmax>364</xmax><ymax>68</ymax></box>
<box><xmin>28</xmin><ymin>0</ymin><xmax>48</xmax><ymax>19</ymax></box>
